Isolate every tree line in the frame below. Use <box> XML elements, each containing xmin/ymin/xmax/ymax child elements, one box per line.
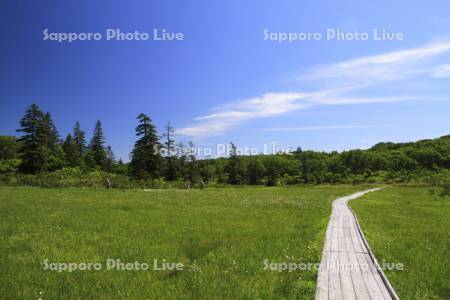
<box><xmin>0</xmin><ymin>103</ymin><xmax>449</xmax><ymax>187</ymax></box>
<box><xmin>0</xmin><ymin>104</ymin><xmax>206</xmax><ymax>186</ymax></box>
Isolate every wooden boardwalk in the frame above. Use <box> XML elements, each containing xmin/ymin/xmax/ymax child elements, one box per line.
<box><xmin>315</xmin><ymin>189</ymin><xmax>399</xmax><ymax>300</ymax></box>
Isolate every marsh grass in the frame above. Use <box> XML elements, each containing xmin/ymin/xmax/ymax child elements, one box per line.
<box><xmin>350</xmin><ymin>187</ymin><xmax>450</xmax><ymax>299</ymax></box>
<box><xmin>0</xmin><ymin>186</ymin><xmax>359</xmax><ymax>299</ymax></box>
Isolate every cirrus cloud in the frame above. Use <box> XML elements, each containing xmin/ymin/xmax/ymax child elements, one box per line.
<box><xmin>178</xmin><ymin>41</ymin><xmax>450</xmax><ymax>139</ymax></box>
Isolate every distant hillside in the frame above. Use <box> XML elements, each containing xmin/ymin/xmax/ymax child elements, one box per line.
<box><xmin>1</xmin><ymin>133</ymin><xmax>449</xmax><ymax>188</ymax></box>
<box><xmin>196</xmin><ymin>134</ymin><xmax>450</xmax><ymax>186</ymax></box>
<box><xmin>370</xmin><ymin>134</ymin><xmax>450</xmax><ymax>151</ymax></box>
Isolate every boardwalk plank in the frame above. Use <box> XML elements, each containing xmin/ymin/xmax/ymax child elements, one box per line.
<box><xmin>316</xmin><ymin>250</ymin><xmax>329</xmax><ymax>300</ymax></box>
<box><xmin>357</xmin><ymin>252</ymin><xmax>386</xmax><ymax>299</ymax></box>
<box><xmin>315</xmin><ymin>189</ymin><xmax>397</xmax><ymax>300</ymax></box>
<box><xmin>364</xmin><ymin>253</ymin><xmax>393</xmax><ymax>300</ymax></box>
<box><xmin>328</xmin><ymin>251</ymin><xmax>343</xmax><ymax>300</ymax></box>
<box><xmin>338</xmin><ymin>250</ymin><xmax>357</xmax><ymax>300</ymax></box>
<box><xmin>331</xmin><ymin>227</ymin><xmax>339</xmax><ymax>252</ymax></box>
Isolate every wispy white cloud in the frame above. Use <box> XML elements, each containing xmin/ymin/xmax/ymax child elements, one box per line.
<box><xmin>177</xmin><ymin>93</ymin><xmax>309</xmax><ymax>138</ymax></box>
<box><xmin>307</xmin><ymin>95</ymin><xmax>415</xmax><ymax>105</ymax></box>
<box><xmin>264</xmin><ymin>125</ymin><xmax>380</xmax><ymax>132</ymax></box>
<box><xmin>304</xmin><ymin>41</ymin><xmax>450</xmax><ymax>87</ymax></box>
<box><xmin>432</xmin><ymin>63</ymin><xmax>450</xmax><ymax>78</ymax></box>
<box><xmin>178</xmin><ymin>41</ymin><xmax>450</xmax><ymax>138</ymax></box>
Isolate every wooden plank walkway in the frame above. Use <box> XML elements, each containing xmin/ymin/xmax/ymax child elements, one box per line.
<box><xmin>315</xmin><ymin>189</ymin><xmax>399</xmax><ymax>300</ymax></box>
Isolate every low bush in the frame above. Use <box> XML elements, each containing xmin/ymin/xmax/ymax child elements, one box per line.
<box><xmin>1</xmin><ymin>168</ymin><xmax>450</xmax><ymax>189</ymax></box>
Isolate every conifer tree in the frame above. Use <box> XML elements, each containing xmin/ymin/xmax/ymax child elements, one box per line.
<box><xmin>62</xmin><ymin>134</ymin><xmax>79</xmax><ymax>167</ymax></box>
<box><xmin>163</xmin><ymin>121</ymin><xmax>178</xmax><ymax>181</ymax></box>
<box><xmin>88</xmin><ymin>120</ymin><xmax>107</xmax><ymax>169</ymax></box>
<box><xmin>42</xmin><ymin>112</ymin><xmax>65</xmax><ymax>170</ymax></box>
<box><xmin>42</xmin><ymin>112</ymin><xmax>60</xmax><ymax>148</ymax></box>
<box><xmin>129</xmin><ymin>113</ymin><xmax>163</xmax><ymax>179</ymax></box>
<box><xmin>16</xmin><ymin>103</ymin><xmax>46</xmax><ymax>173</ymax></box>
<box><xmin>73</xmin><ymin>121</ymin><xmax>86</xmax><ymax>157</ymax></box>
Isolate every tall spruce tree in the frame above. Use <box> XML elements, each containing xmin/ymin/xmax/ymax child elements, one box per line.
<box><xmin>42</xmin><ymin>112</ymin><xmax>60</xmax><ymax>148</ymax></box>
<box><xmin>63</xmin><ymin>134</ymin><xmax>79</xmax><ymax>167</ymax></box>
<box><xmin>129</xmin><ymin>113</ymin><xmax>163</xmax><ymax>179</ymax></box>
<box><xmin>88</xmin><ymin>120</ymin><xmax>107</xmax><ymax>169</ymax></box>
<box><xmin>163</xmin><ymin>121</ymin><xmax>178</xmax><ymax>181</ymax></box>
<box><xmin>42</xmin><ymin>112</ymin><xmax>64</xmax><ymax>170</ymax></box>
<box><xmin>16</xmin><ymin>104</ymin><xmax>63</xmax><ymax>173</ymax></box>
<box><xmin>16</xmin><ymin>104</ymin><xmax>46</xmax><ymax>173</ymax></box>
<box><xmin>73</xmin><ymin>122</ymin><xmax>86</xmax><ymax>156</ymax></box>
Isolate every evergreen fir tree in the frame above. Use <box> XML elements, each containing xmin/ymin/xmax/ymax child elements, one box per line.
<box><xmin>73</xmin><ymin>121</ymin><xmax>86</xmax><ymax>157</ymax></box>
<box><xmin>42</xmin><ymin>112</ymin><xmax>64</xmax><ymax>170</ymax></box>
<box><xmin>62</xmin><ymin>134</ymin><xmax>79</xmax><ymax>167</ymax></box>
<box><xmin>163</xmin><ymin>121</ymin><xmax>178</xmax><ymax>181</ymax></box>
<box><xmin>42</xmin><ymin>112</ymin><xmax>60</xmax><ymax>148</ymax></box>
<box><xmin>129</xmin><ymin>113</ymin><xmax>163</xmax><ymax>179</ymax></box>
<box><xmin>88</xmin><ymin>120</ymin><xmax>107</xmax><ymax>169</ymax></box>
<box><xmin>16</xmin><ymin>103</ymin><xmax>46</xmax><ymax>173</ymax></box>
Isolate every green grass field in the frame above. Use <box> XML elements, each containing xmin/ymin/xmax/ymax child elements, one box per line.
<box><xmin>0</xmin><ymin>186</ymin><xmax>360</xmax><ymax>299</ymax></box>
<box><xmin>350</xmin><ymin>187</ymin><xmax>450</xmax><ymax>300</ymax></box>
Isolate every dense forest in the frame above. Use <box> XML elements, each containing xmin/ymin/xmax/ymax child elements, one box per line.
<box><xmin>1</xmin><ymin>103</ymin><xmax>449</xmax><ymax>188</ymax></box>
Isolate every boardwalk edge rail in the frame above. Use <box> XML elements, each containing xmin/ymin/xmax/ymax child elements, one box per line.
<box><xmin>347</xmin><ymin>191</ymin><xmax>400</xmax><ymax>300</ymax></box>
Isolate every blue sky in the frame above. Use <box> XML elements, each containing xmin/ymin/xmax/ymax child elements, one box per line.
<box><xmin>1</xmin><ymin>0</ymin><xmax>450</xmax><ymax>160</ymax></box>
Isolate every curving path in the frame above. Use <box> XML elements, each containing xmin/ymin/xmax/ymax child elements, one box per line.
<box><xmin>315</xmin><ymin>189</ymin><xmax>399</xmax><ymax>300</ymax></box>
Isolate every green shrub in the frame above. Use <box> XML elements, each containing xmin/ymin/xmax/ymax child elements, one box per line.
<box><xmin>0</xmin><ymin>159</ymin><xmax>21</xmax><ymax>174</ymax></box>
